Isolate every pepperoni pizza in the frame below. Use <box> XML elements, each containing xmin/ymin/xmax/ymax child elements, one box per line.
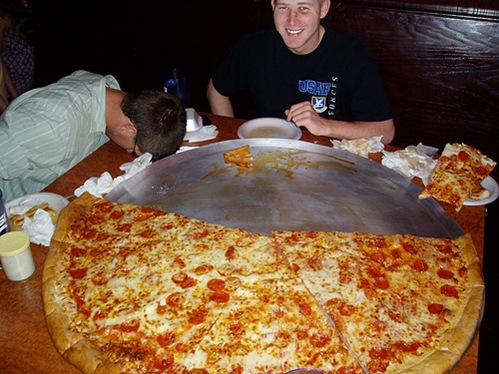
<box><xmin>43</xmin><ymin>193</ymin><xmax>484</xmax><ymax>373</ymax></box>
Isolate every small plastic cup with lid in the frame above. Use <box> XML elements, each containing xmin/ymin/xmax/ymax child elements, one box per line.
<box><xmin>0</xmin><ymin>231</ymin><xmax>35</xmax><ymax>281</ymax></box>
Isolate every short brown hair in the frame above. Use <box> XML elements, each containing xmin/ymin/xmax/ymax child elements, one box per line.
<box><xmin>121</xmin><ymin>90</ymin><xmax>186</xmax><ymax>159</ymax></box>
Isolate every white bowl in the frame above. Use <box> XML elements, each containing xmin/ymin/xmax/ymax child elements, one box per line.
<box><xmin>5</xmin><ymin>192</ymin><xmax>69</xmax><ymax>217</ymax></box>
<box><xmin>238</xmin><ymin>117</ymin><xmax>302</xmax><ymax>140</ymax></box>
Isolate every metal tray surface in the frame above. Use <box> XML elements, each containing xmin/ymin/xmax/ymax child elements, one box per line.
<box><xmin>106</xmin><ymin>139</ymin><xmax>463</xmax><ymax>238</ymax></box>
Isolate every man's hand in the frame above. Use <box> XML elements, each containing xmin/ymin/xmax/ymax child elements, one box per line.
<box><xmin>285</xmin><ymin>101</ymin><xmax>329</xmax><ymax>136</ymax></box>
<box><xmin>285</xmin><ymin>101</ymin><xmax>395</xmax><ymax>144</ymax></box>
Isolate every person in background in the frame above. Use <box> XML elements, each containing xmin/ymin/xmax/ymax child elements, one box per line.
<box><xmin>0</xmin><ymin>0</ymin><xmax>35</xmax><ymax>99</ymax></box>
<box><xmin>0</xmin><ymin>70</ymin><xmax>186</xmax><ymax>202</ymax></box>
<box><xmin>207</xmin><ymin>0</ymin><xmax>395</xmax><ymax>144</ymax></box>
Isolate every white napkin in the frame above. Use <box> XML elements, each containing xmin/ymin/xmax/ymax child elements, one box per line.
<box><xmin>381</xmin><ymin>143</ymin><xmax>438</xmax><ymax>184</ymax></box>
<box><xmin>22</xmin><ymin>209</ymin><xmax>55</xmax><ymax>246</ymax></box>
<box><xmin>183</xmin><ymin>125</ymin><xmax>219</xmax><ymax>143</ymax></box>
<box><xmin>8</xmin><ymin>196</ymin><xmax>45</xmax><ymax>216</ymax></box>
<box><xmin>74</xmin><ymin>153</ymin><xmax>153</xmax><ymax>198</ymax></box>
<box><xmin>331</xmin><ymin>136</ymin><xmax>385</xmax><ymax>158</ymax></box>
<box><xmin>177</xmin><ymin>146</ymin><xmax>199</xmax><ymax>153</ymax></box>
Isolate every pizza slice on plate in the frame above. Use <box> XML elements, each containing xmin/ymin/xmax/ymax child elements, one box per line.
<box><xmin>419</xmin><ymin>143</ymin><xmax>496</xmax><ymax>211</ymax></box>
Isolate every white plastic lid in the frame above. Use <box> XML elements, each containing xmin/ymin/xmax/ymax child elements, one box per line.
<box><xmin>0</xmin><ymin>231</ymin><xmax>31</xmax><ymax>257</ymax></box>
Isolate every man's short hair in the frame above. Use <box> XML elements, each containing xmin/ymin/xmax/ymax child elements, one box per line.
<box><xmin>121</xmin><ymin>90</ymin><xmax>186</xmax><ymax>159</ymax></box>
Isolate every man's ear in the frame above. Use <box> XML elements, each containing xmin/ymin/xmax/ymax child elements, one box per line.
<box><xmin>121</xmin><ymin>121</ymin><xmax>138</xmax><ymax>134</ymax></box>
<box><xmin>320</xmin><ymin>0</ymin><xmax>331</xmax><ymax>18</ymax></box>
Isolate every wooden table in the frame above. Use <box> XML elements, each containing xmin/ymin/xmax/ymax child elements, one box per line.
<box><xmin>0</xmin><ymin>114</ymin><xmax>484</xmax><ymax>373</ymax></box>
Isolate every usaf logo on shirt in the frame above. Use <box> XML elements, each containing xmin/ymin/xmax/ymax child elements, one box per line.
<box><xmin>311</xmin><ymin>96</ymin><xmax>327</xmax><ymax>113</ymax></box>
<box><xmin>298</xmin><ymin>79</ymin><xmax>336</xmax><ymax>114</ymax></box>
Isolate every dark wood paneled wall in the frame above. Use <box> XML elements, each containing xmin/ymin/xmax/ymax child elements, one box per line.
<box><xmin>326</xmin><ymin>0</ymin><xmax>499</xmax><ymax>179</ymax></box>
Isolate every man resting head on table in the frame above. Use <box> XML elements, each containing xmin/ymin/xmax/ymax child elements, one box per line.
<box><xmin>0</xmin><ymin>70</ymin><xmax>186</xmax><ymax>201</ymax></box>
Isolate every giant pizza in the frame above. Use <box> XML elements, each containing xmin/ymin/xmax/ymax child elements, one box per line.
<box><xmin>43</xmin><ymin>192</ymin><xmax>483</xmax><ymax>374</ymax></box>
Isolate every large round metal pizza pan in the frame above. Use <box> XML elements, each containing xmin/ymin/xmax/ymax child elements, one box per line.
<box><xmin>106</xmin><ymin>139</ymin><xmax>463</xmax><ymax>239</ymax></box>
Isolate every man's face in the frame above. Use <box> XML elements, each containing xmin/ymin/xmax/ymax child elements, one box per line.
<box><xmin>271</xmin><ymin>0</ymin><xmax>330</xmax><ymax>55</ymax></box>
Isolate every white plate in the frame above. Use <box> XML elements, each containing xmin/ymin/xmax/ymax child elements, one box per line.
<box><xmin>237</xmin><ymin>117</ymin><xmax>302</xmax><ymax>140</ymax></box>
<box><xmin>463</xmin><ymin>176</ymin><xmax>499</xmax><ymax>206</ymax></box>
<box><xmin>5</xmin><ymin>192</ymin><xmax>69</xmax><ymax>216</ymax></box>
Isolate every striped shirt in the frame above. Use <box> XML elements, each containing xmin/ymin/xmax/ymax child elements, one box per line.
<box><xmin>0</xmin><ymin>70</ymin><xmax>120</xmax><ymax>202</ymax></box>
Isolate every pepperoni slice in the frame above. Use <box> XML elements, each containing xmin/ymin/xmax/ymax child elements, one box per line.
<box><xmin>69</xmin><ymin>268</ymin><xmax>88</xmax><ymax>279</ymax></box>
<box><xmin>428</xmin><ymin>303</ymin><xmax>444</xmax><ymax>314</ymax></box>
<box><xmin>370</xmin><ymin>250</ymin><xmax>386</xmax><ymax>263</ymax></box>
<box><xmin>457</xmin><ymin>150</ymin><xmax>470</xmax><ymax>161</ymax></box>
<box><xmin>225</xmin><ymin>246</ymin><xmax>236</xmax><ymax>260</ymax></box>
<box><xmin>475</xmin><ymin>166</ymin><xmax>488</xmax><ymax>176</ymax></box>
<box><xmin>166</xmin><ymin>292</ymin><xmax>185</xmax><ymax>308</ymax></box>
<box><xmin>117</xmin><ymin>223</ymin><xmax>132</xmax><ymax>232</ymax></box>
<box><xmin>337</xmin><ymin>367</ymin><xmax>356</xmax><ymax>374</ymax></box>
<box><xmin>174</xmin><ymin>257</ymin><xmax>186</xmax><ymax>268</ymax></box>
<box><xmin>437</xmin><ymin>269</ymin><xmax>454</xmax><ymax>279</ymax></box>
<box><xmin>188</xmin><ymin>369</ymin><xmax>209</xmax><ymax>374</ymax></box>
<box><xmin>195</xmin><ymin>264</ymin><xmax>214</xmax><ymax>274</ymax></box>
<box><xmin>82</xmin><ymin>228</ymin><xmax>97</xmax><ymax>239</ymax></box>
<box><xmin>308</xmin><ymin>257</ymin><xmax>323</xmax><ymax>271</ymax></box>
<box><xmin>391</xmin><ymin>248</ymin><xmax>402</xmax><ymax>259</ymax></box>
<box><xmin>110</xmin><ymin>210</ymin><xmax>124</xmax><ymax>220</ymax></box>
<box><xmin>172</xmin><ymin>272</ymin><xmax>188</xmax><ymax>284</ymax></box>
<box><xmin>299</xmin><ymin>303</ymin><xmax>312</xmax><ymax>316</ymax></box>
<box><xmin>229</xmin><ymin>322</ymin><xmax>245</xmax><ymax>336</ymax></box>
<box><xmin>152</xmin><ymin>354</ymin><xmax>174</xmax><ymax>370</ymax></box>
<box><xmin>172</xmin><ymin>273</ymin><xmax>196</xmax><ymax>289</ymax></box>
<box><xmin>369</xmin><ymin>347</ymin><xmax>388</xmax><ymax>359</ymax></box>
<box><xmin>374</xmin><ymin>276</ymin><xmax>389</xmax><ymax>289</ymax></box>
<box><xmin>339</xmin><ymin>304</ymin><xmax>356</xmax><ymax>316</ymax></box>
<box><xmin>180</xmin><ymin>276</ymin><xmax>197</xmax><ymax>289</ymax></box>
<box><xmin>402</xmin><ymin>242</ymin><xmax>417</xmax><ymax>254</ymax></box>
<box><xmin>437</xmin><ymin>243</ymin><xmax>453</xmax><ymax>254</ymax></box>
<box><xmin>412</xmin><ymin>259</ymin><xmax>429</xmax><ymax>272</ymax></box>
<box><xmin>394</xmin><ymin>341</ymin><xmax>421</xmax><ymax>352</ymax></box>
<box><xmin>209</xmin><ymin>291</ymin><xmax>230</xmax><ymax>303</ymax></box>
<box><xmin>310</xmin><ymin>333</ymin><xmax>331</xmax><ymax>348</ymax></box>
<box><xmin>97</xmin><ymin>202</ymin><xmax>114</xmax><ymax>212</ymax></box>
<box><xmin>207</xmin><ymin>278</ymin><xmax>226</xmax><ymax>291</ymax></box>
<box><xmin>118</xmin><ymin>319</ymin><xmax>140</xmax><ymax>332</ymax></box>
<box><xmin>188</xmin><ymin>307</ymin><xmax>208</xmax><ymax>325</ymax></box>
<box><xmin>441</xmin><ymin>284</ymin><xmax>458</xmax><ymax>297</ymax></box>
<box><xmin>70</xmin><ymin>247</ymin><xmax>86</xmax><ymax>257</ymax></box>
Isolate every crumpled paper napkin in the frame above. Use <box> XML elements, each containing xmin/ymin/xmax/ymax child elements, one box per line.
<box><xmin>381</xmin><ymin>143</ymin><xmax>438</xmax><ymax>184</ymax></box>
<box><xmin>74</xmin><ymin>152</ymin><xmax>153</xmax><ymax>198</ymax></box>
<box><xmin>183</xmin><ymin>125</ymin><xmax>219</xmax><ymax>143</ymax></box>
<box><xmin>331</xmin><ymin>136</ymin><xmax>385</xmax><ymax>158</ymax></box>
<box><xmin>22</xmin><ymin>209</ymin><xmax>55</xmax><ymax>246</ymax></box>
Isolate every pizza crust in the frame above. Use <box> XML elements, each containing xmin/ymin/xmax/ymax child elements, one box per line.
<box><xmin>43</xmin><ymin>193</ymin><xmax>123</xmax><ymax>373</ymax></box>
<box><xmin>391</xmin><ymin>234</ymin><xmax>484</xmax><ymax>373</ymax></box>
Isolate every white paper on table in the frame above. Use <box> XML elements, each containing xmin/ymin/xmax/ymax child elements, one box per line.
<box><xmin>74</xmin><ymin>153</ymin><xmax>153</xmax><ymax>198</ymax></box>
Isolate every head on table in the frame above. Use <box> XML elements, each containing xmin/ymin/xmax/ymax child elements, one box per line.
<box><xmin>106</xmin><ymin>89</ymin><xmax>186</xmax><ymax>160</ymax></box>
<box><xmin>0</xmin><ymin>70</ymin><xmax>186</xmax><ymax>201</ymax></box>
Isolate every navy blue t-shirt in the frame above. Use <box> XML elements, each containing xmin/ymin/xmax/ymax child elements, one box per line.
<box><xmin>212</xmin><ymin>26</ymin><xmax>393</xmax><ymax>121</ymax></box>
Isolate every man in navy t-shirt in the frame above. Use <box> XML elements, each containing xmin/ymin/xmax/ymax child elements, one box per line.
<box><xmin>207</xmin><ymin>0</ymin><xmax>395</xmax><ymax>144</ymax></box>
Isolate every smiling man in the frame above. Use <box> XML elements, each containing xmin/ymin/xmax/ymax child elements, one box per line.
<box><xmin>207</xmin><ymin>0</ymin><xmax>395</xmax><ymax>144</ymax></box>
